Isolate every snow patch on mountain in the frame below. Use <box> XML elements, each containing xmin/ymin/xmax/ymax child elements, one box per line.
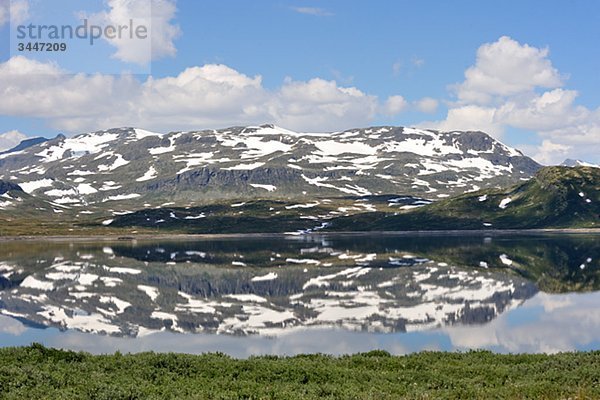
<box><xmin>223</xmin><ymin>162</ymin><xmax>265</xmax><ymax>170</ymax></box>
<box><xmin>136</xmin><ymin>166</ymin><xmax>158</xmax><ymax>182</ymax></box>
<box><xmin>104</xmin><ymin>194</ymin><xmax>141</xmax><ymax>202</ymax></box>
<box><xmin>19</xmin><ymin>179</ymin><xmax>54</xmax><ymax>194</ymax></box>
<box><xmin>562</xmin><ymin>159</ymin><xmax>599</xmax><ymax>168</ymax></box>
<box><xmin>499</xmin><ymin>197</ymin><xmax>512</xmax><ymax>209</ymax></box>
<box><xmin>36</xmin><ymin>131</ymin><xmax>120</xmax><ymax>162</ymax></box>
<box><xmin>97</xmin><ymin>153</ymin><xmax>129</xmax><ymax>171</ymax></box>
<box><xmin>250</xmin><ymin>183</ymin><xmax>277</xmax><ymax>191</ymax></box>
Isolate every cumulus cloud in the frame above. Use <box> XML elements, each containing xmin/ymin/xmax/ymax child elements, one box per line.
<box><xmin>0</xmin><ymin>56</ymin><xmax>402</xmax><ymax>133</ymax></box>
<box><xmin>425</xmin><ymin>36</ymin><xmax>600</xmax><ymax>164</ymax></box>
<box><xmin>140</xmin><ymin>64</ymin><xmax>264</xmax><ymax>116</ymax></box>
<box><xmin>530</xmin><ymin>140</ymin><xmax>572</xmax><ymax>165</ymax></box>
<box><xmin>0</xmin><ymin>0</ymin><xmax>29</xmax><ymax>27</ymax></box>
<box><xmin>534</xmin><ymin>122</ymin><xmax>600</xmax><ymax>165</ymax></box>
<box><xmin>455</xmin><ymin>36</ymin><xmax>563</xmax><ymax>105</ymax></box>
<box><xmin>495</xmin><ymin>89</ymin><xmax>589</xmax><ymax>131</ymax></box>
<box><xmin>414</xmin><ymin>97</ymin><xmax>438</xmax><ymax>114</ymax></box>
<box><xmin>0</xmin><ymin>129</ymin><xmax>27</xmax><ymax>151</ymax></box>
<box><xmin>85</xmin><ymin>0</ymin><xmax>180</xmax><ymax>65</ymax></box>
<box><xmin>422</xmin><ymin>105</ymin><xmax>503</xmax><ymax>136</ymax></box>
<box><xmin>0</xmin><ymin>56</ymin><xmax>139</xmax><ymax>122</ymax></box>
<box><xmin>381</xmin><ymin>95</ymin><xmax>408</xmax><ymax>116</ymax></box>
<box><xmin>0</xmin><ymin>315</ymin><xmax>27</xmax><ymax>335</ymax></box>
<box><xmin>271</xmin><ymin>78</ymin><xmax>378</xmax><ymax>131</ymax></box>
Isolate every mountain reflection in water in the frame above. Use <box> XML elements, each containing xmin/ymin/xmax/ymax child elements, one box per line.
<box><xmin>0</xmin><ymin>234</ymin><xmax>597</xmax><ymax>353</ymax></box>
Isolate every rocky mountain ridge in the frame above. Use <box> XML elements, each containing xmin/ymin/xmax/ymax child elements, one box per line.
<box><xmin>0</xmin><ymin>125</ymin><xmax>540</xmax><ymax>209</ymax></box>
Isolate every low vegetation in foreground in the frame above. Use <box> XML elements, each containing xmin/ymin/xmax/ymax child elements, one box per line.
<box><xmin>1</xmin><ymin>345</ymin><xmax>600</xmax><ymax>399</ymax></box>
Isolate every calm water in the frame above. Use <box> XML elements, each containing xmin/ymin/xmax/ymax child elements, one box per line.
<box><xmin>0</xmin><ymin>234</ymin><xmax>598</xmax><ymax>356</ymax></box>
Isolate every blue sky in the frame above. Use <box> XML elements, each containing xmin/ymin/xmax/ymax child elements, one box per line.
<box><xmin>0</xmin><ymin>0</ymin><xmax>599</xmax><ymax>163</ymax></box>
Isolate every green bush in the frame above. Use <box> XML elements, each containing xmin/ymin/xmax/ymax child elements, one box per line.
<box><xmin>1</xmin><ymin>345</ymin><xmax>599</xmax><ymax>399</ymax></box>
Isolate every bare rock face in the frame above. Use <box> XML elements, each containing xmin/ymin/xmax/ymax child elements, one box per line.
<box><xmin>0</xmin><ymin>181</ymin><xmax>22</xmax><ymax>195</ymax></box>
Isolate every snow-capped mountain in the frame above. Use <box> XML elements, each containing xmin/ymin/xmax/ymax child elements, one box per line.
<box><xmin>0</xmin><ymin>136</ymin><xmax>50</xmax><ymax>155</ymax></box>
<box><xmin>562</xmin><ymin>159</ymin><xmax>600</xmax><ymax>168</ymax></box>
<box><xmin>0</xmin><ymin>125</ymin><xmax>540</xmax><ymax>207</ymax></box>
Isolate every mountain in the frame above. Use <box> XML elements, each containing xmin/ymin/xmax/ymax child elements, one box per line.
<box><xmin>328</xmin><ymin>166</ymin><xmax>600</xmax><ymax>231</ymax></box>
<box><xmin>0</xmin><ymin>180</ymin><xmax>22</xmax><ymax>195</ymax></box>
<box><xmin>0</xmin><ymin>125</ymin><xmax>540</xmax><ymax>210</ymax></box>
<box><xmin>0</xmin><ymin>180</ymin><xmax>24</xmax><ymax>210</ymax></box>
<box><xmin>0</xmin><ymin>136</ymin><xmax>52</xmax><ymax>156</ymax></box>
<box><xmin>562</xmin><ymin>159</ymin><xmax>600</xmax><ymax>168</ymax></box>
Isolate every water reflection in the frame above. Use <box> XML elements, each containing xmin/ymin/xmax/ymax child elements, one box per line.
<box><xmin>0</xmin><ymin>234</ymin><xmax>598</xmax><ymax>354</ymax></box>
<box><xmin>1</xmin><ymin>292</ymin><xmax>599</xmax><ymax>356</ymax></box>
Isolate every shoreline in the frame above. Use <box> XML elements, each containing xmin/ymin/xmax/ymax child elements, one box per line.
<box><xmin>1</xmin><ymin>227</ymin><xmax>599</xmax><ymax>243</ymax></box>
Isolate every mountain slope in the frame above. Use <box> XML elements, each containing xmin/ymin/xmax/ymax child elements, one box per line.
<box><xmin>562</xmin><ymin>159</ymin><xmax>600</xmax><ymax>168</ymax></box>
<box><xmin>0</xmin><ymin>125</ymin><xmax>540</xmax><ymax>210</ymax></box>
<box><xmin>0</xmin><ymin>180</ymin><xmax>22</xmax><ymax>195</ymax></box>
<box><xmin>328</xmin><ymin>166</ymin><xmax>600</xmax><ymax>231</ymax></box>
<box><xmin>0</xmin><ymin>180</ymin><xmax>26</xmax><ymax>211</ymax></box>
<box><xmin>0</xmin><ymin>136</ymin><xmax>52</xmax><ymax>156</ymax></box>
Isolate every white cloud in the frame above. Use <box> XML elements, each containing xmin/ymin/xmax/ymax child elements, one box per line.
<box><xmin>0</xmin><ymin>56</ymin><xmax>398</xmax><ymax>133</ymax></box>
<box><xmin>290</xmin><ymin>7</ymin><xmax>333</xmax><ymax>17</ymax></box>
<box><xmin>425</xmin><ymin>36</ymin><xmax>600</xmax><ymax>164</ymax></box>
<box><xmin>0</xmin><ymin>56</ymin><xmax>140</xmax><ymax>121</ymax></box>
<box><xmin>0</xmin><ymin>315</ymin><xmax>27</xmax><ymax>335</ymax></box>
<box><xmin>136</xmin><ymin>64</ymin><xmax>268</xmax><ymax>129</ymax></box>
<box><xmin>445</xmin><ymin>292</ymin><xmax>600</xmax><ymax>354</ymax></box>
<box><xmin>414</xmin><ymin>97</ymin><xmax>438</xmax><ymax>114</ymax></box>
<box><xmin>0</xmin><ymin>0</ymin><xmax>29</xmax><ymax>27</ymax></box>
<box><xmin>85</xmin><ymin>0</ymin><xmax>180</xmax><ymax>65</ymax></box>
<box><xmin>381</xmin><ymin>95</ymin><xmax>408</xmax><ymax>116</ymax></box>
<box><xmin>495</xmin><ymin>89</ymin><xmax>589</xmax><ymax>131</ymax></box>
<box><xmin>530</xmin><ymin>140</ymin><xmax>572</xmax><ymax>165</ymax></box>
<box><xmin>534</xmin><ymin>122</ymin><xmax>600</xmax><ymax>165</ymax></box>
<box><xmin>422</xmin><ymin>105</ymin><xmax>503</xmax><ymax>137</ymax></box>
<box><xmin>271</xmin><ymin>78</ymin><xmax>379</xmax><ymax>131</ymax></box>
<box><xmin>455</xmin><ymin>36</ymin><xmax>563</xmax><ymax>105</ymax></box>
<box><xmin>0</xmin><ymin>129</ymin><xmax>27</xmax><ymax>151</ymax></box>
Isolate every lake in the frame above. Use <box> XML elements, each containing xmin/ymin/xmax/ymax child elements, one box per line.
<box><xmin>0</xmin><ymin>233</ymin><xmax>598</xmax><ymax>357</ymax></box>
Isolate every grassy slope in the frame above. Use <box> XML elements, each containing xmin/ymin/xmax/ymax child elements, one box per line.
<box><xmin>329</xmin><ymin>166</ymin><xmax>600</xmax><ymax>231</ymax></box>
<box><xmin>1</xmin><ymin>345</ymin><xmax>599</xmax><ymax>399</ymax></box>
<box><xmin>0</xmin><ymin>196</ymin><xmax>415</xmax><ymax>236</ymax></box>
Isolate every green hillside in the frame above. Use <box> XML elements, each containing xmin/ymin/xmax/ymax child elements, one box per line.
<box><xmin>329</xmin><ymin>166</ymin><xmax>599</xmax><ymax>231</ymax></box>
